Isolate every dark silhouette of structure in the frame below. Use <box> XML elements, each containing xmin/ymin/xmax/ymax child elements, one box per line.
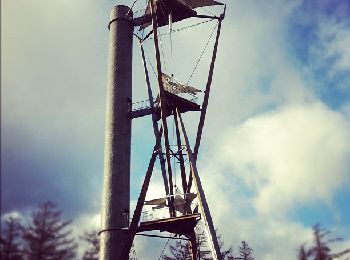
<box><xmin>100</xmin><ymin>1</ymin><xmax>226</xmax><ymax>259</ymax></box>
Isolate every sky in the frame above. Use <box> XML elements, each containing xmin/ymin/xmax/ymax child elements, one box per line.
<box><xmin>1</xmin><ymin>0</ymin><xmax>350</xmax><ymax>259</ymax></box>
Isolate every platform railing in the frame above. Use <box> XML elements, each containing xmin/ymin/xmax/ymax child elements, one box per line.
<box><xmin>141</xmin><ymin>196</ymin><xmax>198</xmax><ymax>223</ymax></box>
<box><xmin>131</xmin><ymin>98</ymin><xmax>158</xmax><ymax>112</ymax></box>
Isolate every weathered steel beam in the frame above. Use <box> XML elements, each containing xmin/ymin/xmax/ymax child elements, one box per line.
<box><xmin>150</xmin><ymin>0</ymin><xmax>176</xmax><ymax>217</ymax></box>
<box><xmin>173</xmin><ymin>109</ymin><xmax>188</xmax><ymax>195</ymax></box>
<box><xmin>176</xmin><ymin>108</ymin><xmax>222</xmax><ymax>260</ymax></box>
<box><xmin>139</xmin><ymin>42</ymin><xmax>170</xmax><ymax>201</ymax></box>
<box><xmin>189</xmin><ymin>229</ymin><xmax>198</xmax><ymax>260</ymax></box>
<box><xmin>130</xmin><ymin>106</ymin><xmax>158</xmax><ymax>119</ymax></box>
<box><xmin>187</xmin><ymin>7</ymin><xmax>225</xmax><ymax>194</ymax></box>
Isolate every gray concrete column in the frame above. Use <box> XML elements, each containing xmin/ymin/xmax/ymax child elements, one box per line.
<box><xmin>100</xmin><ymin>5</ymin><xmax>133</xmax><ymax>260</ymax></box>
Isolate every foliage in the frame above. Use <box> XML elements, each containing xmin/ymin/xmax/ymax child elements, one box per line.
<box><xmin>298</xmin><ymin>244</ymin><xmax>311</xmax><ymax>260</ymax></box>
<box><xmin>161</xmin><ymin>238</ymin><xmax>194</xmax><ymax>260</ymax></box>
<box><xmin>161</xmin><ymin>236</ymin><xmax>208</xmax><ymax>260</ymax></box>
<box><xmin>217</xmin><ymin>232</ymin><xmax>234</xmax><ymax>260</ymax></box>
<box><xmin>22</xmin><ymin>201</ymin><xmax>78</xmax><ymax>260</ymax></box>
<box><xmin>80</xmin><ymin>229</ymin><xmax>138</xmax><ymax>259</ymax></box>
<box><xmin>236</xmin><ymin>241</ymin><xmax>254</xmax><ymax>260</ymax></box>
<box><xmin>162</xmin><ymin>227</ymin><xmax>234</xmax><ymax>260</ymax></box>
<box><xmin>80</xmin><ymin>230</ymin><xmax>99</xmax><ymax>260</ymax></box>
<box><xmin>298</xmin><ymin>224</ymin><xmax>350</xmax><ymax>260</ymax></box>
<box><xmin>0</xmin><ymin>216</ymin><xmax>23</xmax><ymax>260</ymax></box>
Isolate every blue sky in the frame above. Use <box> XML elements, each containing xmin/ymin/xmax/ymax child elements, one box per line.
<box><xmin>2</xmin><ymin>0</ymin><xmax>350</xmax><ymax>259</ymax></box>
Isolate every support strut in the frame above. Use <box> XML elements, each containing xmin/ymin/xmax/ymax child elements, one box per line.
<box><xmin>121</xmin><ymin>129</ymin><xmax>163</xmax><ymax>259</ymax></box>
<box><xmin>139</xmin><ymin>42</ymin><xmax>170</xmax><ymax>198</ymax></box>
<box><xmin>176</xmin><ymin>108</ymin><xmax>222</xmax><ymax>260</ymax></box>
<box><xmin>150</xmin><ymin>0</ymin><xmax>176</xmax><ymax>217</ymax></box>
<box><xmin>187</xmin><ymin>7</ymin><xmax>225</xmax><ymax>194</ymax></box>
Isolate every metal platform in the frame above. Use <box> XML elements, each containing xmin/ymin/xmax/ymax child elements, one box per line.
<box><xmin>133</xmin><ymin>0</ymin><xmax>197</xmax><ymax>28</ymax></box>
<box><xmin>163</xmin><ymin>91</ymin><xmax>201</xmax><ymax>114</ymax></box>
<box><xmin>130</xmin><ymin>91</ymin><xmax>200</xmax><ymax>119</ymax></box>
<box><xmin>137</xmin><ymin>213</ymin><xmax>201</xmax><ymax>235</ymax></box>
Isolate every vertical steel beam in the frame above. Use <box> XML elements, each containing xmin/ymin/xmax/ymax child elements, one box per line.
<box><xmin>100</xmin><ymin>5</ymin><xmax>133</xmax><ymax>260</ymax></box>
<box><xmin>189</xmin><ymin>230</ymin><xmax>198</xmax><ymax>260</ymax></box>
<box><xmin>173</xmin><ymin>110</ymin><xmax>188</xmax><ymax>195</ymax></box>
<box><xmin>149</xmin><ymin>0</ymin><xmax>175</xmax><ymax>217</ymax></box>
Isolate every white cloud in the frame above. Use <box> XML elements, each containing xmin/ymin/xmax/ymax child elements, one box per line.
<box><xmin>193</xmin><ymin>0</ymin><xmax>316</xmax><ymax>143</ymax></box>
<box><xmin>3</xmin><ymin>0</ymin><xmax>350</xmax><ymax>259</ymax></box>
<box><xmin>196</xmin><ymin>102</ymin><xmax>350</xmax><ymax>258</ymax></box>
<box><xmin>303</xmin><ymin>8</ymin><xmax>350</xmax><ymax>91</ymax></box>
<box><xmin>1</xmin><ymin>210</ymin><xmax>23</xmax><ymax>221</ymax></box>
<box><xmin>214</xmin><ymin>102</ymin><xmax>350</xmax><ymax>216</ymax></box>
<box><xmin>73</xmin><ymin>213</ymin><xmax>100</xmax><ymax>258</ymax></box>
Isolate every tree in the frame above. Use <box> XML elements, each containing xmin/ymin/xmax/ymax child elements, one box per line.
<box><xmin>81</xmin><ymin>229</ymin><xmax>137</xmax><ymax>260</ymax></box>
<box><xmin>236</xmin><ymin>241</ymin><xmax>254</xmax><ymax>260</ymax></box>
<box><xmin>80</xmin><ymin>230</ymin><xmax>99</xmax><ymax>260</ymax></box>
<box><xmin>298</xmin><ymin>244</ymin><xmax>311</xmax><ymax>260</ymax></box>
<box><xmin>162</xmin><ymin>239</ymin><xmax>192</xmax><ymax>260</ymax></box>
<box><xmin>0</xmin><ymin>216</ymin><xmax>23</xmax><ymax>260</ymax></box>
<box><xmin>22</xmin><ymin>201</ymin><xmax>77</xmax><ymax>260</ymax></box>
<box><xmin>298</xmin><ymin>224</ymin><xmax>350</xmax><ymax>260</ymax></box>
<box><xmin>162</xmin><ymin>227</ymin><xmax>234</xmax><ymax>260</ymax></box>
<box><xmin>217</xmin><ymin>232</ymin><xmax>234</xmax><ymax>260</ymax></box>
<box><xmin>309</xmin><ymin>224</ymin><xmax>350</xmax><ymax>260</ymax></box>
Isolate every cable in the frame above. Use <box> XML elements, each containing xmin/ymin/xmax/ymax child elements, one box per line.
<box><xmin>200</xmin><ymin>6</ymin><xmax>215</xmax><ymax>16</ymax></box>
<box><xmin>147</xmin><ymin>19</ymin><xmax>214</xmax><ymax>40</ymax></box>
<box><xmin>186</xmin><ymin>21</ymin><xmax>219</xmax><ymax>85</ymax></box>
<box><xmin>158</xmin><ymin>29</ymin><xmax>167</xmax><ymax>73</ymax></box>
<box><xmin>157</xmin><ymin>237</ymin><xmax>171</xmax><ymax>260</ymax></box>
<box><xmin>125</xmin><ymin>0</ymin><xmax>141</xmax><ymax>18</ymax></box>
<box><xmin>145</xmin><ymin>50</ymin><xmax>157</xmax><ymax>77</ymax></box>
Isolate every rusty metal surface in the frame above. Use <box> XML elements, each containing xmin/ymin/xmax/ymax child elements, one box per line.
<box><xmin>176</xmin><ymin>108</ymin><xmax>223</xmax><ymax>260</ymax></box>
<box><xmin>150</xmin><ymin>0</ymin><xmax>176</xmax><ymax>217</ymax></box>
<box><xmin>138</xmin><ymin>213</ymin><xmax>201</xmax><ymax>234</ymax></box>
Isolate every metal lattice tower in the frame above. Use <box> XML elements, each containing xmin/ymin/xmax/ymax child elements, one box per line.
<box><xmin>100</xmin><ymin>1</ymin><xmax>225</xmax><ymax>259</ymax></box>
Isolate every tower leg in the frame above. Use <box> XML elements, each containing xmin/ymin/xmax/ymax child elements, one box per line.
<box><xmin>149</xmin><ymin>0</ymin><xmax>176</xmax><ymax>217</ymax></box>
<box><xmin>189</xmin><ymin>230</ymin><xmax>198</xmax><ymax>260</ymax></box>
<box><xmin>139</xmin><ymin>43</ymin><xmax>170</xmax><ymax>198</ymax></box>
<box><xmin>176</xmin><ymin>109</ymin><xmax>223</xmax><ymax>260</ymax></box>
<box><xmin>100</xmin><ymin>5</ymin><xmax>133</xmax><ymax>260</ymax></box>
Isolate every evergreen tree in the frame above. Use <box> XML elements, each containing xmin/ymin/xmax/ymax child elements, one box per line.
<box><xmin>22</xmin><ymin>201</ymin><xmax>77</xmax><ymax>260</ymax></box>
<box><xmin>162</xmin><ymin>227</ymin><xmax>233</xmax><ymax>260</ymax></box>
<box><xmin>81</xmin><ymin>229</ymin><xmax>137</xmax><ymax>260</ymax></box>
<box><xmin>217</xmin><ymin>232</ymin><xmax>234</xmax><ymax>260</ymax></box>
<box><xmin>236</xmin><ymin>241</ymin><xmax>254</xmax><ymax>260</ymax></box>
<box><xmin>80</xmin><ymin>230</ymin><xmax>99</xmax><ymax>260</ymax></box>
<box><xmin>298</xmin><ymin>244</ymin><xmax>311</xmax><ymax>260</ymax></box>
<box><xmin>0</xmin><ymin>216</ymin><xmax>23</xmax><ymax>260</ymax></box>
<box><xmin>308</xmin><ymin>224</ymin><xmax>350</xmax><ymax>260</ymax></box>
<box><xmin>162</xmin><ymin>239</ymin><xmax>192</xmax><ymax>260</ymax></box>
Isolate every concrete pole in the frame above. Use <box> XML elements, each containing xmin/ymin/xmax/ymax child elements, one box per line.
<box><xmin>100</xmin><ymin>5</ymin><xmax>133</xmax><ymax>260</ymax></box>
